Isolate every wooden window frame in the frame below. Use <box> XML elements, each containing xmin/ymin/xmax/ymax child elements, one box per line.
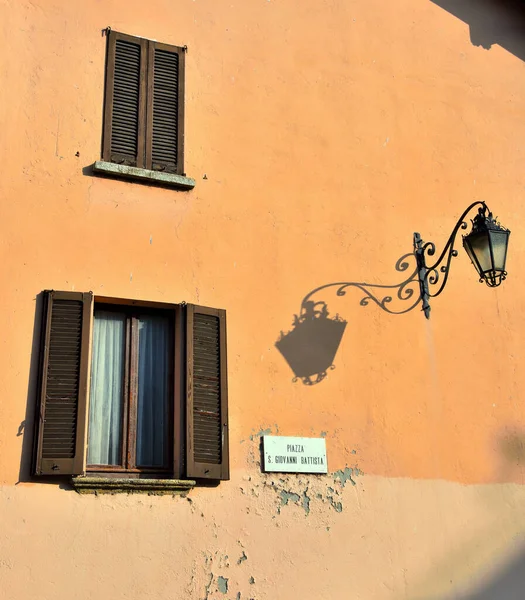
<box><xmin>86</xmin><ymin>303</ymin><xmax>175</xmax><ymax>477</ymax></box>
<box><xmin>102</xmin><ymin>30</ymin><xmax>186</xmax><ymax>175</ymax></box>
<box><xmin>33</xmin><ymin>293</ymin><xmax>230</xmax><ymax>482</ymax></box>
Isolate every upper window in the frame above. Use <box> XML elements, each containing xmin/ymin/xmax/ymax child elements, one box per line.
<box><xmin>33</xmin><ymin>291</ymin><xmax>229</xmax><ymax>482</ymax></box>
<box><xmin>102</xmin><ymin>30</ymin><xmax>186</xmax><ymax>175</ymax></box>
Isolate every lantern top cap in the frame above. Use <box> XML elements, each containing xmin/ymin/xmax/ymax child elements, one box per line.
<box><xmin>469</xmin><ymin>203</ymin><xmax>510</xmax><ymax>235</ymax></box>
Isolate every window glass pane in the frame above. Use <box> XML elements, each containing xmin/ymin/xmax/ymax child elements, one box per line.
<box><xmin>87</xmin><ymin>311</ymin><xmax>125</xmax><ymax>465</ymax></box>
<box><xmin>136</xmin><ymin>314</ymin><xmax>170</xmax><ymax>467</ymax></box>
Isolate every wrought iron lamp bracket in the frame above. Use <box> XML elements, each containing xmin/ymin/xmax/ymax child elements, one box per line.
<box><xmin>299</xmin><ymin>201</ymin><xmax>506</xmax><ymax>320</ymax></box>
<box><xmin>414</xmin><ymin>200</ymin><xmax>487</xmax><ymax>318</ymax></box>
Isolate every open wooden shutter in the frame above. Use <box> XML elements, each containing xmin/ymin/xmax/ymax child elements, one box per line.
<box><xmin>146</xmin><ymin>41</ymin><xmax>185</xmax><ymax>175</ymax></box>
<box><xmin>34</xmin><ymin>291</ymin><xmax>93</xmax><ymax>476</ymax></box>
<box><xmin>185</xmin><ymin>305</ymin><xmax>229</xmax><ymax>480</ymax></box>
<box><xmin>102</xmin><ymin>31</ymin><xmax>147</xmax><ymax>168</ymax></box>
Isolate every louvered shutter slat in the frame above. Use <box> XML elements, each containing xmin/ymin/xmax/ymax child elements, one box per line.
<box><xmin>194</xmin><ymin>314</ymin><xmax>221</xmax><ymax>464</ymax></box>
<box><xmin>186</xmin><ymin>306</ymin><xmax>229</xmax><ymax>480</ymax></box>
<box><xmin>34</xmin><ymin>291</ymin><xmax>92</xmax><ymax>476</ymax></box>
<box><xmin>145</xmin><ymin>42</ymin><xmax>185</xmax><ymax>175</ymax></box>
<box><xmin>110</xmin><ymin>40</ymin><xmax>140</xmax><ymax>162</ymax></box>
<box><xmin>152</xmin><ymin>49</ymin><xmax>178</xmax><ymax>170</ymax></box>
<box><xmin>102</xmin><ymin>32</ymin><xmax>147</xmax><ymax>168</ymax></box>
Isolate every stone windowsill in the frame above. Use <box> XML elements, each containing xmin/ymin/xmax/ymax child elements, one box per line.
<box><xmin>92</xmin><ymin>161</ymin><xmax>196</xmax><ymax>190</ymax></box>
<box><xmin>72</xmin><ymin>476</ymin><xmax>196</xmax><ymax>495</ymax></box>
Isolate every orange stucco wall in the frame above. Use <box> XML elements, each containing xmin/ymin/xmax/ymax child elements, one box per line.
<box><xmin>1</xmin><ymin>1</ymin><xmax>525</xmax><ymax>598</ymax></box>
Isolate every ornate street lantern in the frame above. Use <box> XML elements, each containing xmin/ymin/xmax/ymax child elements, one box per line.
<box><xmin>412</xmin><ymin>200</ymin><xmax>511</xmax><ymax>317</ymax></box>
<box><xmin>463</xmin><ymin>205</ymin><xmax>510</xmax><ymax>288</ymax></box>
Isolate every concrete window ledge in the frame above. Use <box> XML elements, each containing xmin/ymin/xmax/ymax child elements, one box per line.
<box><xmin>72</xmin><ymin>476</ymin><xmax>196</xmax><ymax>495</ymax></box>
<box><xmin>92</xmin><ymin>161</ymin><xmax>196</xmax><ymax>190</ymax></box>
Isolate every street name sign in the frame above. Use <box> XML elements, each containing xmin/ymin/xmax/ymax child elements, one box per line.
<box><xmin>262</xmin><ymin>435</ymin><xmax>328</xmax><ymax>474</ymax></box>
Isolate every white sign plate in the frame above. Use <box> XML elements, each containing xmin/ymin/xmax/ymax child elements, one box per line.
<box><xmin>262</xmin><ymin>436</ymin><xmax>328</xmax><ymax>474</ymax></box>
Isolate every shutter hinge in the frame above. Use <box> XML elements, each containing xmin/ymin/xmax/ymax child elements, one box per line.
<box><xmin>183</xmin><ymin>45</ymin><xmax>188</xmax><ymax>53</ymax></box>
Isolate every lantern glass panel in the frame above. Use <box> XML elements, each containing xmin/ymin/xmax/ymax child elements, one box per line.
<box><xmin>489</xmin><ymin>230</ymin><xmax>508</xmax><ymax>272</ymax></box>
<box><xmin>467</xmin><ymin>232</ymin><xmax>492</xmax><ymax>273</ymax></box>
<box><xmin>463</xmin><ymin>240</ymin><xmax>480</xmax><ymax>276</ymax></box>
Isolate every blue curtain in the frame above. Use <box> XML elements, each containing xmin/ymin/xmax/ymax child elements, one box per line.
<box><xmin>136</xmin><ymin>315</ymin><xmax>170</xmax><ymax>467</ymax></box>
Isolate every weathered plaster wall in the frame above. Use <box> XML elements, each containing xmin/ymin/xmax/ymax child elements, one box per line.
<box><xmin>3</xmin><ymin>472</ymin><xmax>525</xmax><ymax>599</ymax></box>
<box><xmin>1</xmin><ymin>0</ymin><xmax>525</xmax><ymax>598</ymax></box>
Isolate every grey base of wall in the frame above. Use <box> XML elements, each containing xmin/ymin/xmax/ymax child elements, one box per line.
<box><xmin>92</xmin><ymin>161</ymin><xmax>196</xmax><ymax>190</ymax></box>
<box><xmin>72</xmin><ymin>477</ymin><xmax>196</xmax><ymax>495</ymax></box>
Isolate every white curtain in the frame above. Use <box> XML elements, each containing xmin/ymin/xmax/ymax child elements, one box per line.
<box><xmin>136</xmin><ymin>315</ymin><xmax>170</xmax><ymax>467</ymax></box>
<box><xmin>87</xmin><ymin>311</ymin><xmax>125</xmax><ymax>465</ymax></box>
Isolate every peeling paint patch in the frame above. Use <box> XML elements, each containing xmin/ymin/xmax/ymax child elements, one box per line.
<box><xmin>280</xmin><ymin>490</ymin><xmax>300</xmax><ymax>506</ymax></box>
<box><xmin>217</xmin><ymin>576</ymin><xmax>228</xmax><ymax>594</ymax></box>
<box><xmin>333</xmin><ymin>466</ymin><xmax>363</xmax><ymax>488</ymax></box>
<box><xmin>237</xmin><ymin>551</ymin><xmax>248</xmax><ymax>565</ymax></box>
<box><xmin>302</xmin><ymin>489</ymin><xmax>310</xmax><ymax>516</ymax></box>
<box><xmin>249</xmin><ymin>576</ymin><xmax>256</xmax><ymax>584</ymax></box>
<box><xmin>249</xmin><ymin>427</ymin><xmax>272</xmax><ymax>441</ymax></box>
<box><xmin>204</xmin><ymin>573</ymin><xmax>213</xmax><ymax>599</ymax></box>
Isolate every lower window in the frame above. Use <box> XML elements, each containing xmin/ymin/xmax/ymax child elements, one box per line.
<box><xmin>33</xmin><ymin>292</ymin><xmax>229</xmax><ymax>481</ymax></box>
<box><xmin>88</xmin><ymin>306</ymin><xmax>173</xmax><ymax>473</ymax></box>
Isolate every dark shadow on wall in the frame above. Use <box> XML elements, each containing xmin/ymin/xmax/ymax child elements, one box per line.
<box><xmin>276</xmin><ymin>301</ymin><xmax>348</xmax><ymax>386</ymax></box>
<box><xmin>275</xmin><ymin>251</ymin><xmax>422</xmax><ymax>385</ymax></box>
<box><xmin>499</xmin><ymin>431</ymin><xmax>525</xmax><ymax>468</ymax></box>
<box><xmin>422</xmin><ymin>547</ymin><xmax>525</xmax><ymax>600</ymax></box>
<box><xmin>495</xmin><ymin>429</ymin><xmax>525</xmax><ymax>485</ymax></box>
<box><xmin>430</xmin><ymin>0</ymin><xmax>525</xmax><ymax>62</ymax></box>
<box><xmin>17</xmin><ymin>293</ymin><xmax>45</xmax><ymax>483</ymax></box>
<box><xmin>416</xmin><ymin>430</ymin><xmax>525</xmax><ymax>600</ymax></box>
<box><xmin>459</xmin><ymin>549</ymin><xmax>525</xmax><ymax>599</ymax></box>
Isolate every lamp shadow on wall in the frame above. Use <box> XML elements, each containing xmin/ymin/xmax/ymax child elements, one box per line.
<box><xmin>429</xmin><ymin>0</ymin><xmax>525</xmax><ymax>62</ymax></box>
<box><xmin>275</xmin><ymin>251</ymin><xmax>422</xmax><ymax>385</ymax></box>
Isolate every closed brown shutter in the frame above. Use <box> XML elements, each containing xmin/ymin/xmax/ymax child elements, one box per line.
<box><xmin>34</xmin><ymin>291</ymin><xmax>93</xmax><ymax>476</ymax></box>
<box><xmin>146</xmin><ymin>41</ymin><xmax>185</xmax><ymax>175</ymax></box>
<box><xmin>102</xmin><ymin>31</ymin><xmax>147</xmax><ymax>167</ymax></box>
<box><xmin>185</xmin><ymin>305</ymin><xmax>229</xmax><ymax>480</ymax></box>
